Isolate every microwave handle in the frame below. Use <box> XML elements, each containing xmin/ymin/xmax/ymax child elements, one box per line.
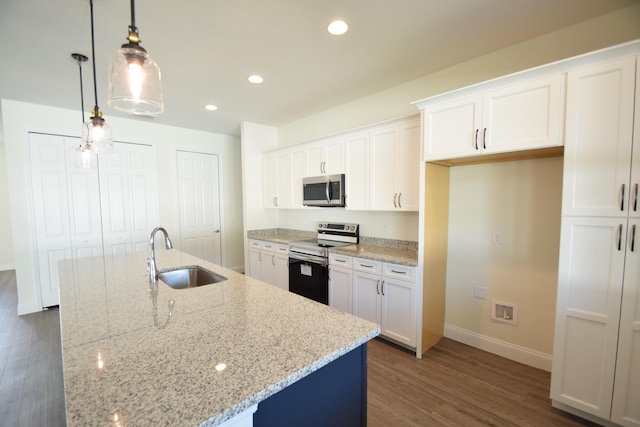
<box><xmin>326</xmin><ymin>181</ymin><xmax>331</xmax><ymax>204</ymax></box>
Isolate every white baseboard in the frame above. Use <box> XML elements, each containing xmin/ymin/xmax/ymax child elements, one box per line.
<box><xmin>444</xmin><ymin>323</ymin><xmax>552</xmax><ymax>371</ymax></box>
<box><xmin>0</xmin><ymin>263</ymin><xmax>15</xmax><ymax>272</ymax></box>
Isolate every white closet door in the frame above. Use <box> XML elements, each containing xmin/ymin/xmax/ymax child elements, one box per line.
<box><xmin>177</xmin><ymin>151</ymin><xmax>222</xmax><ymax>265</ymax></box>
<box><xmin>29</xmin><ymin>134</ymin><xmax>103</xmax><ymax>307</ymax></box>
<box><xmin>99</xmin><ymin>142</ymin><xmax>159</xmax><ymax>255</ymax></box>
<box><xmin>29</xmin><ymin>133</ymin><xmax>73</xmax><ymax>307</ymax></box>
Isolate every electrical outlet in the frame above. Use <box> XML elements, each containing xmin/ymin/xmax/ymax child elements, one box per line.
<box><xmin>473</xmin><ymin>286</ymin><xmax>488</xmax><ymax>300</ymax></box>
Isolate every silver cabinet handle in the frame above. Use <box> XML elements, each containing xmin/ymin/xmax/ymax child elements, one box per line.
<box><xmin>376</xmin><ymin>279</ymin><xmax>380</xmax><ymax>295</ymax></box>
<box><xmin>393</xmin><ymin>193</ymin><xmax>398</xmax><ymax>208</ymax></box>
<box><xmin>214</xmin><ymin>229</ymin><xmax>220</xmax><ymax>233</ymax></box>
<box><xmin>631</xmin><ymin>224</ymin><xmax>636</xmax><ymax>252</ymax></box>
<box><xmin>398</xmin><ymin>193</ymin><xmax>402</xmax><ymax>209</ymax></box>
<box><xmin>482</xmin><ymin>127</ymin><xmax>487</xmax><ymax>149</ymax></box>
<box><xmin>360</xmin><ymin>263</ymin><xmax>374</xmax><ymax>268</ymax></box>
<box><xmin>391</xmin><ymin>269</ymin><xmax>406</xmax><ymax>274</ymax></box>
<box><xmin>617</xmin><ymin>224</ymin><xmax>623</xmax><ymax>251</ymax></box>
<box><xmin>272</xmin><ymin>254</ymin><xmax>276</xmax><ymax>266</ymax></box>
<box><xmin>474</xmin><ymin>128</ymin><xmax>479</xmax><ymax>150</ymax></box>
<box><xmin>335</xmin><ymin>259</ymin><xmax>346</xmax><ymax>263</ymax></box>
<box><xmin>633</xmin><ymin>183</ymin><xmax>638</xmax><ymax>212</ymax></box>
<box><xmin>620</xmin><ymin>184</ymin><xmax>626</xmax><ymax>211</ymax></box>
<box><xmin>381</xmin><ymin>280</ymin><xmax>385</xmax><ymax>296</ymax></box>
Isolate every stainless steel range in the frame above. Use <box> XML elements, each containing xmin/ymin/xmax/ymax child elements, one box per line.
<box><xmin>288</xmin><ymin>222</ymin><xmax>359</xmax><ymax>304</ymax></box>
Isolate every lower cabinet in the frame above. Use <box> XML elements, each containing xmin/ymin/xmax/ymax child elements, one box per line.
<box><xmin>248</xmin><ymin>240</ymin><xmax>289</xmax><ymax>290</ymax></box>
<box><xmin>330</xmin><ymin>254</ymin><xmax>417</xmax><ymax>348</ymax></box>
<box><xmin>329</xmin><ymin>253</ymin><xmax>353</xmax><ymax>314</ymax></box>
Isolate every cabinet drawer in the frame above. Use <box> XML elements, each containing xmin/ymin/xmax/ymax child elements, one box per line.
<box><xmin>249</xmin><ymin>240</ymin><xmax>262</xmax><ymax>249</ymax></box>
<box><xmin>275</xmin><ymin>244</ymin><xmax>289</xmax><ymax>255</ymax></box>
<box><xmin>383</xmin><ymin>263</ymin><xmax>416</xmax><ymax>282</ymax></box>
<box><xmin>329</xmin><ymin>253</ymin><xmax>353</xmax><ymax>268</ymax></box>
<box><xmin>353</xmin><ymin>258</ymin><xmax>381</xmax><ymax>274</ymax></box>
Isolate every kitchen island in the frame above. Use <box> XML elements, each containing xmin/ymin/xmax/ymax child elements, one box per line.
<box><xmin>58</xmin><ymin>249</ymin><xmax>380</xmax><ymax>426</ymax></box>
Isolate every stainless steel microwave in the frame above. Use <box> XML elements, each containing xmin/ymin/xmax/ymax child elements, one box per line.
<box><xmin>303</xmin><ymin>174</ymin><xmax>346</xmax><ymax>207</ymax></box>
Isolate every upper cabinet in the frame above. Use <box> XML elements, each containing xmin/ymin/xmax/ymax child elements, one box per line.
<box><xmin>305</xmin><ymin>137</ymin><xmax>344</xmax><ymax>176</ymax></box>
<box><xmin>420</xmin><ymin>74</ymin><xmax>565</xmax><ymax>162</ymax></box>
<box><xmin>263</xmin><ymin>148</ymin><xmax>306</xmax><ymax>209</ymax></box>
<box><xmin>262</xmin><ymin>116</ymin><xmax>420</xmax><ymax>212</ymax></box>
<box><xmin>369</xmin><ymin>119</ymin><xmax>420</xmax><ymax>211</ymax></box>
<box><xmin>561</xmin><ymin>57</ymin><xmax>637</xmax><ymax>218</ymax></box>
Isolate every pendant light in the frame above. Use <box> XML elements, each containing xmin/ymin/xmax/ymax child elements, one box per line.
<box><xmin>83</xmin><ymin>0</ymin><xmax>114</xmax><ymax>153</ymax></box>
<box><xmin>71</xmin><ymin>53</ymin><xmax>93</xmax><ymax>168</ymax></box>
<box><xmin>108</xmin><ymin>0</ymin><xmax>164</xmax><ymax>116</ymax></box>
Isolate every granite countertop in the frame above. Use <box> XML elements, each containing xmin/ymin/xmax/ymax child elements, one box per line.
<box><xmin>58</xmin><ymin>250</ymin><xmax>380</xmax><ymax>426</ymax></box>
<box><xmin>247</xmin><ymin>228</ymin><xmax>418</xmax><ymax>266</ymax></box>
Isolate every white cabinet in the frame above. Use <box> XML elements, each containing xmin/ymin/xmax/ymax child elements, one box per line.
<box><xmin>551</xmin><ymin>56</ymin><xmax>640</xmax><ymax>425</ymax></box>
<box><xmin>248</xmin><ymin>240</ymin><xmax>289</xmax><ymax>290</ymax></box>
<box><xmin>328</xmin><ymin>253</ymin><xmax>353</xmax><ymax>313</ymax></box>
<box><xmin>422</xmin><ymin>74</ymin><xmax>564</xmax><ymax>161</ymax></box>
<box><xmin>344</xmin><ymin>132</ymin><xmax>369</xmax><ymax>210</ymax></box>
<box><xmin>369</xmin><ymin>119</ymin><xmax>420</xmax><ymax>211</ymax></box>
<box><xmin>352</xmin><ymin>257</ymin><xmax>417</xmax><ymax>347</ymax></box>
<box><xmin>305</xmin><ymin>137</ymin><xmax>344</xmax><ymax>176</ymax></box>
<box><xmin>262</xmin><ymin>154</ymin><xmax>278</xmax><ymax>208</ymax></box>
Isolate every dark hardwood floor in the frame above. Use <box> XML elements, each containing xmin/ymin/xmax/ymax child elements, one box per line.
<box><xmin>0</xmin><ymin>270</ymin><xmax>65</xmax><ymax>427</ymax></box>
<box><xmin>1</xmin><ymin>270</ymin><xmax>596</xmax><ymax>426</ymax></box>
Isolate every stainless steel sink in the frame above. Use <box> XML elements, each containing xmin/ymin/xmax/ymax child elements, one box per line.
<box><xmin>156</xmin><ymin>266</ymin><xmax>227</xmax><ymax>289</ymax></box>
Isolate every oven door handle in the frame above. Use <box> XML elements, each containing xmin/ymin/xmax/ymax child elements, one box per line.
<box><xmin>289</xmin><ymin>253</ymin><xmax>328</xmax><ymax>266</ymax></box>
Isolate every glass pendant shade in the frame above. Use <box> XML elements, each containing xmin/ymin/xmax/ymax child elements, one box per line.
<box><xmin>108</xmin><ymin>44</ymin><xmax>164</xmax><ymax>116</ymax></box>
<box><xmin>81</xmin><ymin>114</ymin><xmax>114</xmax><ymax>153</ymax></box>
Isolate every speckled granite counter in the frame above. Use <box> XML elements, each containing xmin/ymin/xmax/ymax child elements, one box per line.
<box><xmin>247</xmin><ymin>228</ymin><xmax>418</xmax><ymax>266</ymax></box>
<box><xmin>246</xmin><ymin>228</ymin><xmax>314</xmax><ymax>244</ymax></box>
<box><xmin>58</xmin><ymin>250</ymin><xmax>379</xmax><ymax>426</ymax></box>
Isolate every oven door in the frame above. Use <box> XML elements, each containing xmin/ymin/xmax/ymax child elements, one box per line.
<box><xmin>288</xmin><ymin>254</ymin><xmax>329</xmax><ymax>305</ymax></box>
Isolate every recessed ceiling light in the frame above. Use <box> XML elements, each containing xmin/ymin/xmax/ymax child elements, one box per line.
<box><xmin>327</xmin><ymin>20</ymin><xmax>348</xmax><ymax>35</ymax></box>
<box><xmin>248</xmin><ymin>75</ymin><xmax>264</xmax><ymax>84</ymax></box>
<box><xmin>205</xmin><ymin>104</ymin><xmax>218</xmax><ymax>111</ymax></box>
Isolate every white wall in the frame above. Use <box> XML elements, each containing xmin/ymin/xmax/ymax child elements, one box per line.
<box><xmin>446</xmin><ymin>158</ymin><xmax>563</xmax><ymax>358</ymax></box>
<box><xmin>2</xmin><ymin>99</ymin><xmax>243</xmax><ymax>315</ymax></box>
<box><xmin>0</xmin><ymin>143</ymin><xmax>15</xmax><ymax>271</ymax></box>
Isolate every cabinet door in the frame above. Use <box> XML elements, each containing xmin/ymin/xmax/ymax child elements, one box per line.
<box><xmin>290</xmin><ymin>149</ymin><xmax>306</xmax><ymax>208</ymax></box>
<box><xmin>262</xmin><ymin>252</ymin><xmax>277</xmax><ymax>286</ymax></box>
<box><xmin>329</xmin><ymin>266</ymin><xmax>352</xmax><ymax>314</ymax></box>
<box><xmin>482</xmin><ymin>74</ymin><xmax>564</xmax><ymax>154</ymax></box>
<box><xmin>275</xmin><ymin>254</ymin><xmax>289</xmax><ymax>291</ymax></box>
<box><xmin>352</xmin><ymin>271</ymin><xmax>381</xmax><ymax>324</ymax></box>
<box><xmin>249</xmin><ymin>242</ymin><xmax>263</xmax><ymax>280</ymax></box>
<box><xmin>422</xmin><ymin>94</ymin><xmax>482</xmax><ymax>161</ymax></box>
<box><xmin>395</xmin><ymin>119</ymin><xmax>420</xmax><ymax>211</ymax></box>
<box><xmin>324</xmin><ymin>138</ymin><xmax>344</xmax><ymax>175</ymax></box>
<box><xmin>611</xmin><ymin>218</ymin><xmax>640</xmax><ymax>426</ymax></box>
<box><xmin>344</xmin><ymin>132</ymin><xmax>369</xmax><ymax>210</ymax></box>
<box><xmin>263</xmin><ymin>154</ymin><xmax>278</xmax><ymax>208</ymax></box>
<box><xmin>369</xmin><ymin>125</ymin><xmax>398</xmax><ymax>210</ymax></box>
<box><xmin>276</xmin><ymin>151</ymin><xmax>292</xmax><ymax>208</ymax></box>
<box><xmin>381</xmin><ymin>277</ymin><xmax>416</xmax><ymax>347</ymax></box>
<box><xmin>551</xmin><ymin>217</ymin><xmax>627</xmax><ymax>419</ymax></box>
<box><xmin>562</xmin><ymin>57</ymin><xmax>636</xmax><ymax>217</ymax></box>
<box><xmin>630</xmin><ymin>56</ymin><xmax>640</xmax><ymax>221</ymax></box>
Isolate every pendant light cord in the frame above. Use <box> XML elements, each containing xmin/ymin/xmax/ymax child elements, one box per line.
<box><xmin>77</xmin><ymin>60</ymin><xmax>86</xmax><ymax>123</ymax></box>
<box><xmin>89</xmin><ymin>0</ymin><xmax>99</xmax><ymax>113</ymax></box>
<box><xmin>129</xmin><ymin>0</ymin><xmax>137</xmax><ymax>33</ymax></box>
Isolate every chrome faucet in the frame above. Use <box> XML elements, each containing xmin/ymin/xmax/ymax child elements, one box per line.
<box><xmin>148</xmin><ymin>227</ymin><xmax>173</xmax><ymax>283</ymax></box>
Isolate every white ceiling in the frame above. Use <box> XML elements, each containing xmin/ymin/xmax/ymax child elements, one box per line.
<box><xmin>0</xmin><ymin>0</ymin><xmax>637</xmax><ymax>136</ymax></box>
